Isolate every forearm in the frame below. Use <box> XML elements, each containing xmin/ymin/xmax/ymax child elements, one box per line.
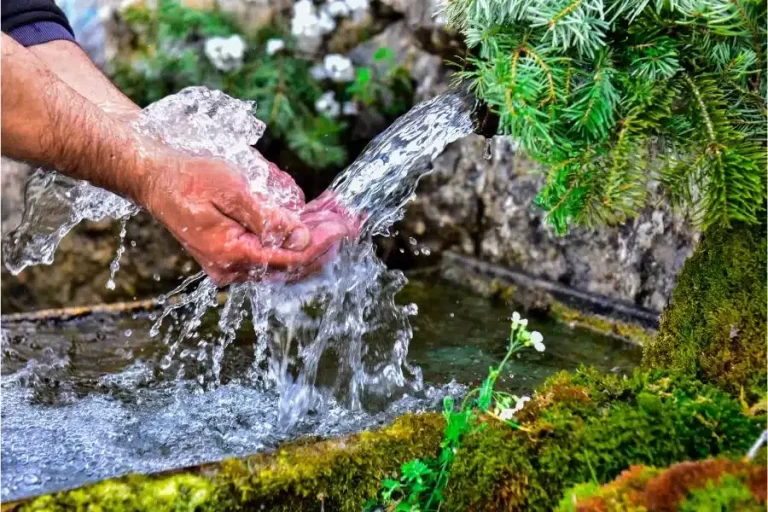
<box><xmin>28</xmin><ymin>39</ymin><xmax>140</xmax><ymax>119</ymax></box>
<box><xmin>1</xmin><ymin>34</ymin><xmax>153</xmax><ymax>203</ymax></box>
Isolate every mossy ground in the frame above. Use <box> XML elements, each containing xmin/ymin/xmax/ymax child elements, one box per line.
<box><xmin>643</xmin><ymin>222</ymin><xmax>767</xmax><ymax>399</ymax></box>
<box><xmin>557</xmin><ymin>457</ymin><xmax>767</xmax><ymax>511</ymax></box>
<box><xmin>11</xmin><ymin>369</ymin><xmax>763</xmax><ymax>512</ymax></box>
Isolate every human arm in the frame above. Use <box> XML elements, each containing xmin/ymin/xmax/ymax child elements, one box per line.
<box><xmin>1</xmin><ymin>34</ymin><xmax>343</xmax><ymax>284</ymax></box>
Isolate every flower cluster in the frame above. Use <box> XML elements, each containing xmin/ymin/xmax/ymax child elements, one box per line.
<box><xmin>511</xmin><ymin>312</ymin><xmax>545</xmax><ymax>352</ymax></box>
<box><xmin>291</xmin><ymin>0</ymin><xmax>370</xmax><ymax>52</ymax></box>
<box><xmin>204</xmin><ymin>34</ymin><xmax>246</xmax><ymax>72</ymax></box>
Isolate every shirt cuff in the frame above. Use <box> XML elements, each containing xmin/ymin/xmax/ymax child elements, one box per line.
<box><xmin>8</xmin><ymin>21</ymin><xmax>76</xmax><ymax>47</ymax></box>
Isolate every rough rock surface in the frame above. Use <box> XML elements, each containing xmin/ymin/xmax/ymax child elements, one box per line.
<box><xmin>399</xmin><ymin>135</ymin><xmax>700</xmax><ymax>313</ymax></box>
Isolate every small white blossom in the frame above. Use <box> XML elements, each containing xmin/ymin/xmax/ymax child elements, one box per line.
<box><xmin>323</xmin><ymin>54</ymin><xmax>355</xmax><ymax>82</ymax></box>
<box><xmin>511</xmin><ymin>312</ymin><xmax>521</xmax><ymax>326</ymax></box>
<box><xmin>317</xmin><ymin>9</ymin><xmax>336</xmax><ymax>32</ymax></box>
<box><xmin>315</xmin><ymin>91</ymin><xmax>341</xmax><ymax>118</ymax></box>
<box><xmin>512</xmin><ymin>395</ymin><xmax>531</xmax><ymax>413</ymax></box>
<box><xmin>519</xmin><ymin>318</ymin><xmax>528</xmax><ymax>328</ymax></box>
<box><xmin>497</xmin><ymin>408</ymin><xmax>516</xmax><ymax>421</ymax></box>
<box><xmin>266</xmin><ymin>38</ymin><xmax>285</xmax><ymax>56</ymax></box>
<box><xmin>325</xmin><ymin>0</ymin><xmax>350</xmax><ymax>17</ymax></box>
<box><xmin>342</xmin><ymin>101</ymin><xmax>358</xmax><ymax>115</ymax></box>
<box><xmin>291</xmin><ymin>0</ymin><xmax>334</xmax><ymax>38</ymax></box>
<box><xmin>204</xmin><ymin>35</ymin><xmax>246</xmax><ymax>72</ymax></box>
<box><xmin>344</xmin><ymin>0</ymin><xmax>369</xmax><ymax>21</ymax></box>
<box><xmin>530</xmin><ymin>331</ymin><xmax>545</xmax><ymax>352</ymax></box>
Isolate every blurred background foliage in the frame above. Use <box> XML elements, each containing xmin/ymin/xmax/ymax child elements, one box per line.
<box><xmin>110</xmin><ymin>0</ymin><xmax>413</xmax><ymax>174</ymax></box>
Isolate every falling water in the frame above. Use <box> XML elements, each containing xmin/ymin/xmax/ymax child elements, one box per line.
<box><xmin>2</xmin><ymin>87</ymin><xmax>475</xmax><ymax>427</ymax></box>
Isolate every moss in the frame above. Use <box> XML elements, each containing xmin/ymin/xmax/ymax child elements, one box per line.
<box><xmin>11</xmin><ymin>371</ymin><xmax>762</xmax><ymax>512</ymax></box>
<box><xmin>11</xmin><ymin>413</ymin><xmax>445</xmax><ymax>512</ymax></box>
<box><xmin>557</xmin><ymin>458</ymin><xmax>767</xmax><ymax>512</ymax></box>
<box><xmin>644</xmin><ymin>222</ymin><xmax>767</xmax><ymax>398</ymax></box>
<box><xmin>17</xmin><ymin>475</ymin><xmax>223</xmax><ymax>512</ymax></box>
<box><xmin>443</xmin><ymin>369</ymin><xmax>764</xmax><ymax>511</ymax></box>
<box><xmin>550</xmin><ymin>301</ymin><xmax>655</xmax><ymax>345</ymax></box>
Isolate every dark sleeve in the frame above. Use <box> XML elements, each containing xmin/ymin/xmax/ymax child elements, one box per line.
<box><xmin>2</xmin><ymin>0</ymin><xmax>76</xmax><ymax>46</ymax></box>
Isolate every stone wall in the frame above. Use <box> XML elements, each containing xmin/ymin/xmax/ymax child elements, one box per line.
<box><xmin>398</xmin><ymin>136</ymin><xmax>700</xmax><ymax>313</ymax></box>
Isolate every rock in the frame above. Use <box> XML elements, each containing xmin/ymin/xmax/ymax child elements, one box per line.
<box><xmin>348</xmin><ymin>20</ymin><xmax>449</xmax><ymax>102</ymax></box>
<box><xmin>1</xmin><ymin>213</ymin><xmax>198</xmax><ymax>313</ymax></box>
<box><xmin>212</xmin><ymin>0</ymin><xmax>292</xmax><ymax>34</ymax></box>
<box><xmin>378</xmin><ymin>0</ymin><xmax>448</xmax><ymax>30</ymax></box>
<box><xmin>400</xmin><ymin>135</ymin><xmax>700</xmax><ymax>313</ymax></box>
<box><xmin>1</xmin><ymin>158</ymin><xmax>32</xmax><ymax>236</ymax></box>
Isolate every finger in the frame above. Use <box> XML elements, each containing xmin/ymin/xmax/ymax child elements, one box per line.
<box><xmin>214</xmin><ymin>187</ymin><xmax>310</xmax><ymax>251</ymax></box>
<box><xmin>240</xmin><ymin>220</ymin><xmax>349</xmax><ymax>269</ymax></box>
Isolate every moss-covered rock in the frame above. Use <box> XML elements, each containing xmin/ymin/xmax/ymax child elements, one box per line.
<box><xmin>643</xmin><ymin>222</ymin><xmax>767</xmax><ymax>398</ymax></box>
<box><xmin>443</xmin><ymin>368</ymin><xmax>764</xmax><ymax>511</ymax></box>
<box><xmin>557</xmin><ymin>458</ymin><xmax>767</xmax><ymax>511</ymax></box>
<box><xmin>9</xmin><ymin>370</ymin><xmax>762</xmax><ymax>511</ymax></box>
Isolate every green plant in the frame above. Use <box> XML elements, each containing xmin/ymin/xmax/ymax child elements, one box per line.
<box><xmin>368</xmin><ymin>312</ymin><xmax>546</xmax><ymax>511</ymax></box>
<box><xmin>347</xmin><ymin>47</ymin><xmax>414</xmax><ymax>115</ymax></box>
<box><xmin>110</xmin><ymin>1</ymin><xmax>412</xmax><ymax>171</ymax></box>
<box><xmin>446</xmin><ymin>0</ymin><xmax>766</xmax><ymax>233</ymax></box>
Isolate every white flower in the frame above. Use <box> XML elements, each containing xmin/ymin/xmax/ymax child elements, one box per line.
<box><xmin>325</xmin><ymin>0</ymin><xmax>350</xmax><ymax>17</ymax></box>
<box><xmin>511</xmin><ymin>312</ymin><xmax>521</xmax><ymax>326</ymax></box>
<box><xmin>345</xmin><ymin>0</ymin><xmax>369</xmax><ymax>20</ymax></box>
<box><xmin>291</xmin><ymin>0</ymin><xmax>335</xmax><ymax>38</ymax></box>
<box><xmin>511</xmin><ymin>395</ymin><xmax>531</xmax><ymax>413</ymax></box>
<box><xmin>323</xmin><ymin>54</ymin><xmax>355</xmax><ymax>82</ymax></box>
<box><xmin>519</xmin><ymin>318</ymin><xmax>528</xmax><ymax>328</ymax></box>
<box><xmin>266</xmin><ymin>38</ymin><xmax>285</xmax><ymax>56</ymax></box>
<box><xmin>530</xmin><ymin>331</ymin><xmax>545</xmax><ymax>352</ymax></box>
<box><xmin>315</xmin><ymin>91</ymin><xmax>341</xmax><ymax>118</ymax></box>
<box><xmin>204</xmin><ymin>35</ymin><xmax>246</xmax><ymax>72</ymax></box>
<box><xmin>317</xmin><ymin>9</ymin><xmax>337</xmax><ymax>32</ymax></box>
<box><xmin>497</xmin><ymin>408</ymin><xmax>515</xmax><ymax>421</ymax></box>
<box><xmin>345</xmin><ymin>0</ymin><xmax>369</xmax><ymax>10</ymax></box>
<box><xmin>342</xmin><ymin>101</ymin><xmax>358</xmax><ymax>115</ymax></box>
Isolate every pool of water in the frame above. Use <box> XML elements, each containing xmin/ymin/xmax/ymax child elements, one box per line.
<box><xmin>0</xmin><ymin>277</ymin><xmax>641</xmax><ymax>502</ymax></box>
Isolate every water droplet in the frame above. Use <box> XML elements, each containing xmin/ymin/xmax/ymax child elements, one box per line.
<box><xmin>123</xmin><ymin>329</ymin><xmax>132</xmax><ymax>337</ymax></box>
<box><xmin>408</xmin><ymin>237</ymin><xmax>417</xmax><ymax>245</ymax></box>
<box><xmin>153</xmin><ymin>273</ymin><xmax>161</xmax><ymax>282</ymax></box>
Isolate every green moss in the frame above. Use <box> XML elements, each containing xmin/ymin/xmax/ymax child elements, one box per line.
<box><xmin>680</xmin><ymin>475</ymin><xmax>763</xmax><ymax>512</ymax></box>
<box><xmin>644</xmin><ymin>222</ymin><xmax>767</xmax><ymax>398</ymax></box>
<box><xmin>550</xmin><ymin>301</ymin><xmax>655</xmax><ymax>345</ymax></box>
<box><xmin>18</xmin><ymin>475</ymin><xmax>223</xmax><ymax>512</ymax></box>
<box><xmin>443</xmin><ymin>369</ymin><xmax>763</xmax><ymax>511</ymax></box>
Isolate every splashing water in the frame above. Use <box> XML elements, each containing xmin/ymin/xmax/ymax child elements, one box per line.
<box><xmin>2</xmin><ymin>87</ymin><xmax>475</xmax><ymax>427</ymax></box>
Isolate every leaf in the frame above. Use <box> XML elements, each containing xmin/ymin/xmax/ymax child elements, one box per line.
<box><xmin>401</xmin><ymin>459</ymin><xmax>432</xmax><ymax>483</ymax></box>
<box><xmin>374</xmin><ymin>47</ymin><xmax>396</xmax><ymax>63</ymax></box>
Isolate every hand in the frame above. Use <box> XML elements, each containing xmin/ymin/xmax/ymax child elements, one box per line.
<box><xmin>137</xmin><ymin>153</ymin><xmax>345</xmax><ymax>285</ymax></box>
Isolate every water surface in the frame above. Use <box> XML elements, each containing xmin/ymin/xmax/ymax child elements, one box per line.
<box><xmin>1</xmin><ymin>276</ymin><xmax>640</xmax><ymax>502</ymax></box>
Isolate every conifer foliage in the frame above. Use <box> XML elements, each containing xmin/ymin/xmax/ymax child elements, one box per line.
<box><xmin>447</xmin><ymin>0</ymin><xmax>766</xmax><ymax>233</ymax></box>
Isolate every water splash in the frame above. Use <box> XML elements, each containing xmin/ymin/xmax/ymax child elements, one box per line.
<box><xmin>106</xmin><ymin>218</ymin><xmax>128</xmax><ymax>290</ymax></box>
<box><xmin>2</xmin><ymin>86</ymin><xmax>475</xmax><ymax>427</ymax></box>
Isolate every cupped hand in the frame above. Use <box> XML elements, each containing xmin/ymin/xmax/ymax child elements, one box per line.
<box><xmin>138</xmin><ymin>154</ymin><xmax>345</xmax><ymax>286</ymax></box>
